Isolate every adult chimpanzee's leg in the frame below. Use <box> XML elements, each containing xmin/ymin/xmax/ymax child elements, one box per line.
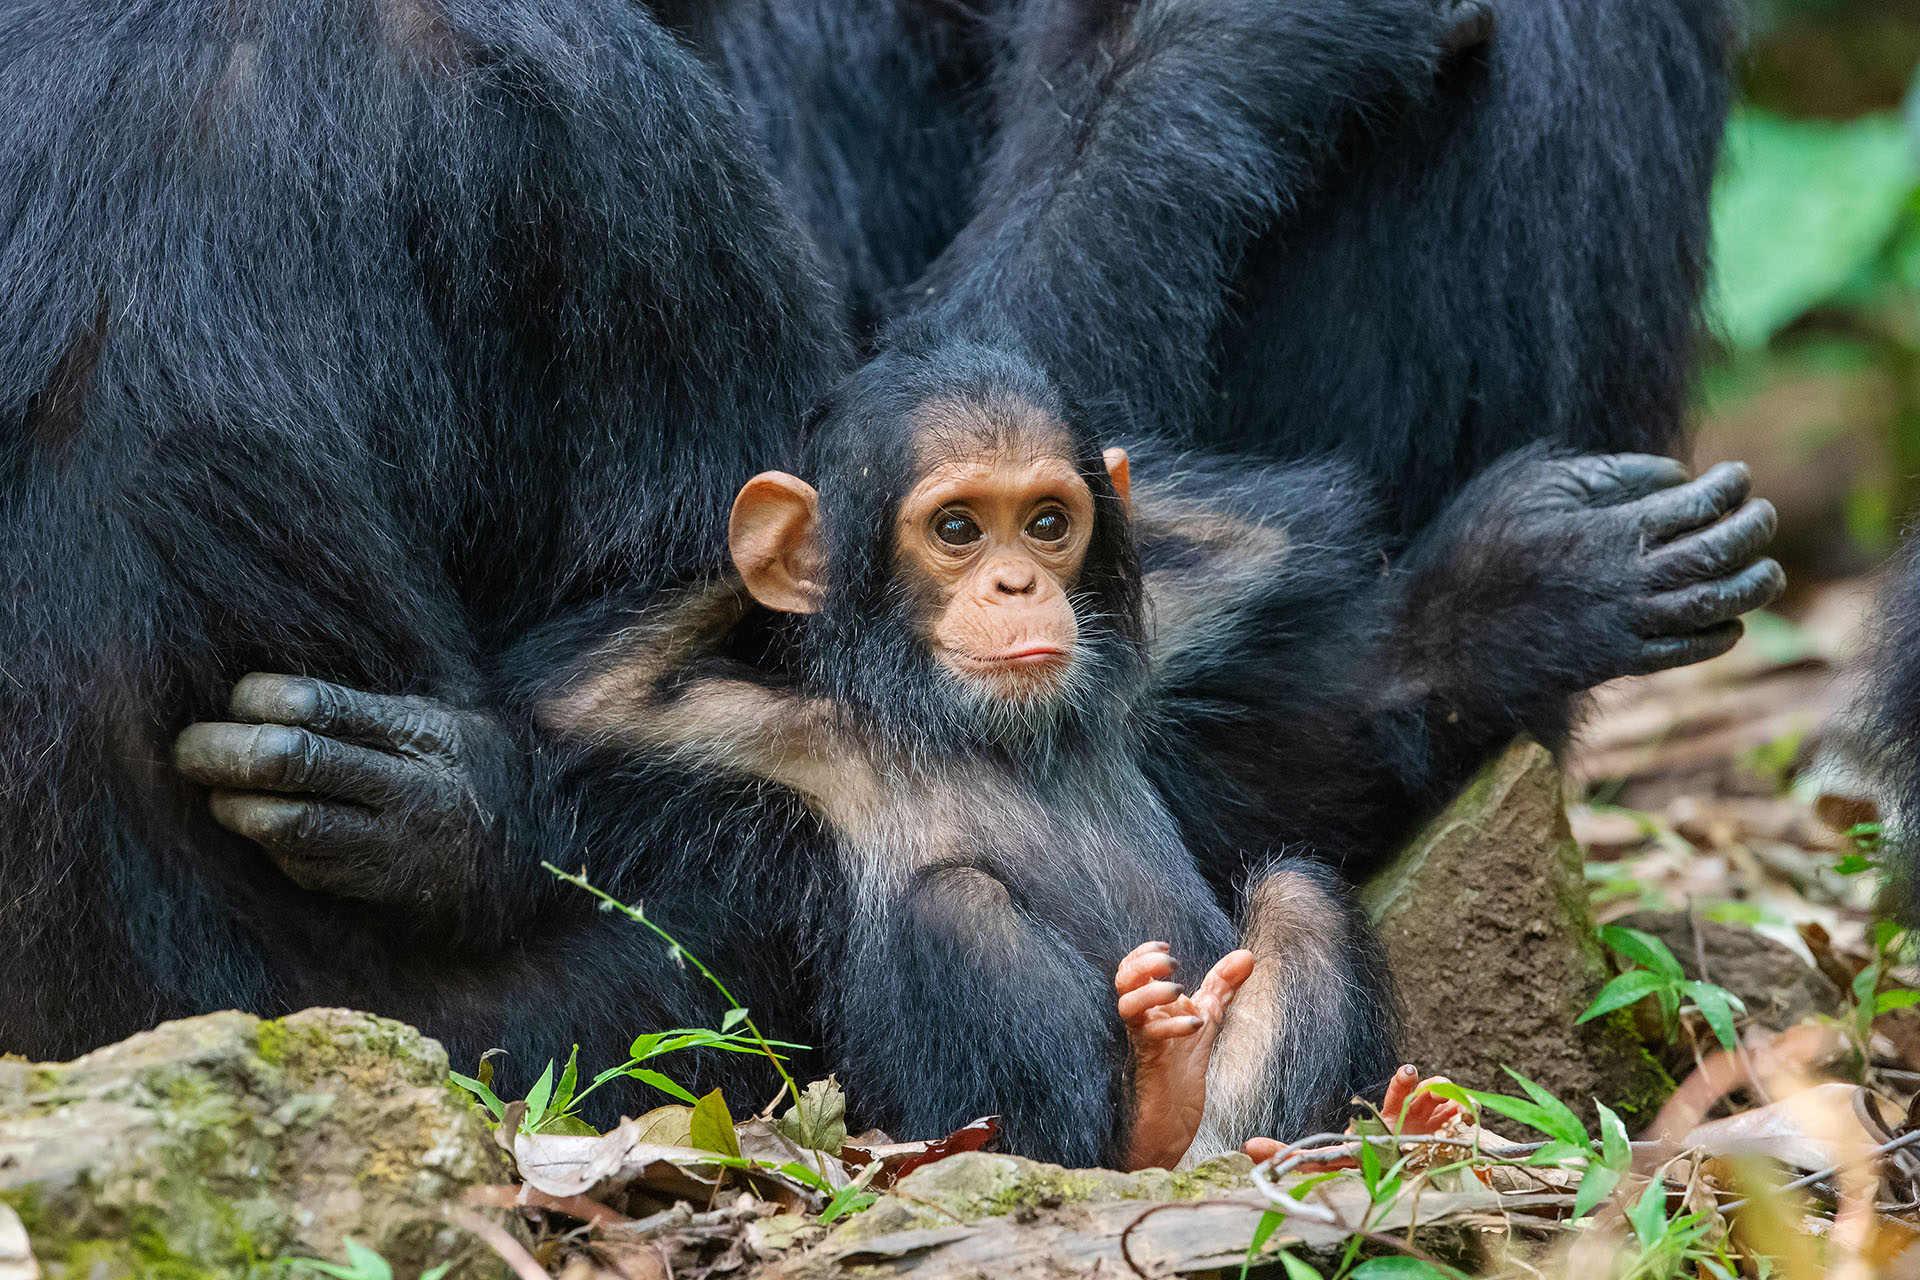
<box><xmin>0</xmin><ymin>0</ymin><xmax>846</xmax><ymax>1081</ymax></box>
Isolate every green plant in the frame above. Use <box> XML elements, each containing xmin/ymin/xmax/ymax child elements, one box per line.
<box><xmin>285</xmin><ymin>1240</ymin><xmax>448</xmax><ymax>1280</ymax></box>
<box><xmin>1579</xmin><ymin>924</ymin><xmax>1747</xmax><ymax>1051</ymax></box>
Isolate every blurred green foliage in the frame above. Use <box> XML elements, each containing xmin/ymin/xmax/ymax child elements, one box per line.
<box><xmin>1703</xmin><ymin>3</ymin><xmax>1920</xmax><ymax>548</ymax></box>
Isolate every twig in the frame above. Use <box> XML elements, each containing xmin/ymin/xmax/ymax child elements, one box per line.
<box><xmin>446</xmin><ymin>1207</ymin><xmax>551</xmax><ymax>1280</ymax></box>
<box><xmin>1718</xmin><ymin>1126</ymin><xmax>1920</xmax><ymax>1212</ymax></box>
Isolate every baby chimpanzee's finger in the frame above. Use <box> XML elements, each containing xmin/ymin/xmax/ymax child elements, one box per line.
<box><xmin>206</xmin><ymin>791</ymin><xmax>385</xmax><ymax>861</ymax></box>
<box><xmin>1191</xmin><ymin>949</ymin><xmax>1255</xmax><ymax>1022</ymax></box>
<box><xmin>1381</xmin><ymin>1064</ymin><xmax>1422</xmax><ymax>1120</ymax></box>
<box><xmin>1643</xmin><ymin>498</ymin><xmax>1778</xmax><ymax>591</ymax></box>
<box><xmin>175</xmin><ymin>721</ymin><xmax>414</xmax><ymax>805</ymax></box>
<box><xmin>1115</xmin><ymin>941</ymin><xmax>1176</xmax><ymax>994</ymax></box>
<box><xmin>1118</xmin><ymin>980</ymin><xmax>1185</xmax><ymax>1023</ymax></box>
<box><xmin>1135</xmin><ymin>1015</ymin><xmax>1206</xmax><ymax>1040</ymax></box>
<box><xmin>1638</xmin><ymin>559</ymin><xmax>1785</xmax><ymax>636</ymax></box>
<box><xmin>1619</xmin><ymin>461</ymin><xmax>1752</xmax><ymax>542</ymax></box>
<box><xmin>1630</xmin><ymin>621</ymin><xmax>1744</xmax><ymax>676</ymax></box>
<box><xmin>1555</xmin><ymin>454</ymin><xmax>1691</xmax><ymax>507</ymax></box>
<box><xmin>228</xmin><ymin>672</ymin><xmax>453</xmax><ymax>755</ymax></box>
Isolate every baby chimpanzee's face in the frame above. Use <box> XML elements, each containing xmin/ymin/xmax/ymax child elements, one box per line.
<box><xmin>727</xmin><ymin>401</ymin><xmax>1130</xmax><ymax>710</ymax></box>
<box><xmin>894</xmin><ymin>432</ymin><xmax>1102</xmax><ymax>699</ymax></box>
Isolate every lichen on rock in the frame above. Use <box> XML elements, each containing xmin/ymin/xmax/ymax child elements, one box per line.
<box><xmin>0</xmin><ymin>1008</ymin><xmax>511</xmax><ymax>1280</ymax></box>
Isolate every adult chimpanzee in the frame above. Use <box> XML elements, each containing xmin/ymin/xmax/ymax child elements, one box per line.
<box><xmin>0</xmin><ymin>0</ymin><xmax>1501</xmax><ymax>1084</ymax></box>
<box><xmin>7</xmin><ymin>0</ymin><xmax>1768</xmax><ymax>1167</ymax></box>
<box><xmin>1863</xmin><ymin>552</ymin><xmax>1920</xmax><ymax>921</ymax></box>
<box><xmin>0</xmin><ymin>0</ymin><xmax>848</xmax><ymax>1068</ymax></box>
<box><xmin>668</xmin><ymin>0</ymin><xmax>1739</xmax><ymax>537</ymax></box>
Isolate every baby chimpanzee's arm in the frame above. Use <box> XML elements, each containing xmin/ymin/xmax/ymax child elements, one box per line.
<box><xmin>1137</xmin><ymin>447</ymin><xmax>1783</xmax><ymax>887</ymax></box>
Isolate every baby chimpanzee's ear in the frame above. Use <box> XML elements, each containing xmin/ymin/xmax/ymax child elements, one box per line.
<box><xmin>730</xmin><ymin>472</ymin><xmax>825</xmax><ymax>614</ymax></box>
<box><xmin>1103</xmin><ymin>448</ymin><xmax>1131</xmax><ymax>508</ymax></box>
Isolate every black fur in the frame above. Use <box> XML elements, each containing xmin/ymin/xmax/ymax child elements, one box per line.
<box><xmin>1</xmin><ymin>0</ymin><xmax>1757</xmax><ymax>1158</ymax></box>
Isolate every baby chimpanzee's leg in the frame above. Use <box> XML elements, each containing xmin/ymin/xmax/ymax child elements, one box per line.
<box><xmin>1114</xmin><ymin>940</ymin><xmax>1255</xmax><ymax>1170</ymax></box>
<box><xmin>1186</xmin><ymin>862</ymin><xmax>1402</xmax><ymax>1160</ymax></box>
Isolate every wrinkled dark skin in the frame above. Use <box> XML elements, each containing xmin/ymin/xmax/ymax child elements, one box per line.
<box><xmin>1390</xmin><ymin>452</ymin><xmax>1781</xmax><ymax>701</ymax></box>
<box><xmin>173</xmin><ymin>673</ymin><xmax>524</xmax><ymax>912</ymax></box>
<box><xmin>176</xmin><ymin>454</ymin><xmax>1781</xmax><ymax>903</ymax></box>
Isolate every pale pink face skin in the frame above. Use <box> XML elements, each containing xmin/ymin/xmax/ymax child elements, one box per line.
<box><xmin>894</xmin><ymin>446</ymin><xmax>1096</xmax><ymax>697</ymax></box>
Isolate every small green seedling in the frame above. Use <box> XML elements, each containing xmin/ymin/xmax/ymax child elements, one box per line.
<box><xmin>285</xmin><ymin>1239</ymin><xmax>448</xmax><ymax>1280</ymax></box>
<box><xmin>1580</xmin><ymin>924</ymin><xmax>1746</xmax><ymax>1051</ymax></box>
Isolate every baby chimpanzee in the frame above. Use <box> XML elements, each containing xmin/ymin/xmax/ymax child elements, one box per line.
<box><xmin>521</xmin><ymin>339</ymin><xmax>1781</xmax><ymax>1165</ymax></box>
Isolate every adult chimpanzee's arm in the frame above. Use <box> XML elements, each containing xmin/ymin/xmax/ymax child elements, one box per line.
<box><xmin>1136</xmin><ymin>449</ymin><xmax>1783</xmax><ymax>888</ymax></box>
<box><xmin>895</xmin><ymin>0</ymin><xmax>1486</xmax><ymax>439</ymax></box>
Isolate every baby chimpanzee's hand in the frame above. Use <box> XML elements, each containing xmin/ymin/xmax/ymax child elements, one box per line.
<box><xmin>1116</xmin><ymin>941</ymin><xmax>1255</xmax><ymax>1171</ymax></box>
<box><xmin>1400</xmin><ymin>452</ymin><xmax>1784</xmax><ymax>698</ymax></box>
<box><xmin>174</xmin><ymin>673</ymin><xmax>522</xmax><ymax>911</ymax></box>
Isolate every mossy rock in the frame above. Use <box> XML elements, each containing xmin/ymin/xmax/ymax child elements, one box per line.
<box><xmin>0</xmin><ymin>1008</ymin><xmax>511</xmax><ymax>1279</ymax></box>
<box><xmin>828</xmin><ymin>1151</ymin><xmax>1253</xmax><ymax>1245</ymax></box>
<box><xmin>1362</xmin><ymin>740</ymin><xmax>1673</xmax><ymax>1126</ymax></box>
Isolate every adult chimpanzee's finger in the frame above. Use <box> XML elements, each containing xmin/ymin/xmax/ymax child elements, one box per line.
<box><xmin>1619</xmin><ymin>461</ymin><xmax>1752</xmax><ymax>541</ymax></box>
<box><xmin>1556</xmin><ymin>454</ymin><xmax>1691</xmax><ymax>506</ymax></box>
<box><xmin>227</xmin><ymin>672</ymin><xmax>452</xmax><ymax>754</ymax></box>
<box><xmin>175</xmin><ymin>721</ymin><xmax>413</xmax><ymax>804</ymax></box>
<box><xmin>1639</xmin><ymin>559</ymin><xmax>1786</xmax><ymax>636</ymax></box>
<box><xmin>1630</xmin><ymin>620</ymin><xmax>1744</xmax><ymax>675</ymax></box>
<box><xmin>1643</xmin><ymin>498</ymin><xmax>1778</xmax><ymax>590</ymax></box>
<box><xmin>206</xmin><ymin>790</ymin><xmax>386</xmax><ymax>860</ymax></box>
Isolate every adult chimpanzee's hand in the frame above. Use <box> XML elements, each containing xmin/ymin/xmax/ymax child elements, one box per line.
<box><xmin>1399</xmin><ymin>452</ymin><xmax>1785</xmax><ymax>700</ymax></box>
<box><xmin>173</xmin><ymin>674</ymin><xmax>523</xmax><ymax>910</ymax></box>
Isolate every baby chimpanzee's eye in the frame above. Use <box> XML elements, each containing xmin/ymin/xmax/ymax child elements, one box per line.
<box><xmin>1025</xmin><ymin>508</ymin><xmax>1070</xmax><ymax>542</ymax></box>
<box><xmin>934</xmin><ymin>512</ymin><xmax>982</xmax><ymax>546</ymax></box>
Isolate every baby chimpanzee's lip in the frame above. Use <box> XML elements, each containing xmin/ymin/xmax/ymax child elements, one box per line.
<box><xmin>984</xmin><ymin>643</ymin><xmax>1068</xmax><ymax>665</ymax></box>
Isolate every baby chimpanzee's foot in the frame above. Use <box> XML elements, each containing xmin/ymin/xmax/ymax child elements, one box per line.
<box><xmin>1115</xmin><ymin>941</ymin><xmax>1255</xmax><ymax>1171</ymax></box>
<box><xmin>1242</xmin><ymin>1064</ymin><xmax>1465</xmax><ymax>1166</ymax></box>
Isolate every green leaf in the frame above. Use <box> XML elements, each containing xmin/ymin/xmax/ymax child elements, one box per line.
<box><xmin>818</xmin><ymin>1186</ymin><xmax>878</xmax><ymax>1225</ymax></box>
<box><xmin>776</xmin><ymin>1161</ymin><xmax>836</xmax><ymax>1193</ymax></box>
<box><xmin>1854</xmin><ymin>962</ymin><xmax>1881</xmax><ymax>1006</ymax></box>
<box><xmin>1241</xmin><ymin>1210</ymin><xmax>1288</xmax><ymax>1280</ymax></box>
<box><xmin>553</xmin><ymin>1045</ymin><xmax>580</xmax><ymax>1114</ymax></box>
<box><xmin>1597</xmin><ymin>1102</ymin><xmax>1631</xmax><ymax>1172</ymax></box>
<box><xmin>1577</xmin><ymin>970</ymin><xmax>1671</xmax><ymax>1025</ymax></box>
<box><xmin>523</xmin><ymin>1061</ymin><xmax>556</xmax><ymax>1130</ymax></box>
<box><xmin>1597</xmin><ymin>926</ymin><xmax>1686</xmax><ymax>981</ymax></box>
<box><xmin>629</xmin><ymin>1032</ymin><xmax>665</xmax><ymax>1062</ymax></box>
<box><xmin>1710</xmin><ymin>108</ymin><xmax>1917</xmax><ymax>349</ymax></box>
<box><xmin>1276</xmin><ymin>1251</ymin><xmax>1321</xmax><ymax>1280</ymax></box>
<box><xmin>1878</xmin><ymin>989</ymin><xmax>1920</xmax><ymax>1014</ymax></box>
<box><xmin>690</xmin><ymin>1088</ymin><xmax>743</xmax><ymax>1159</ymax></box>
<box><xmin>447</xmin><ymin>1071</ymin><xmax>507</xmax><ymax>1122</ymax></box>
<box><xmin>1505</xmin><ymin>1071</ymin><xmax>1590</xmax><ymax>1146</ymax></box>
<box><xmin>1350</xmin><ymin>1257</ymin><xmax>1459</xmax><ymax>1280</ymax></box>
<box><xmin>1573</xmin><ymin>1160</ymin><xmax>1623</xmax><ymax>1220</ymax></box>
<box><xmin>627</xmin><ymin>1068</ymin><xmax>700</xmax><ymax>1106</ymax></box>
<box><xmin>1682</xmin><ymin>981</ymin><xmax>1742</xmax><ymax>1051</ymax></box>
<box><xmin>1835</xmin><ymin>854</ymin><xmax>1877</xmax><ymax>876</ymax></box>
<box><xmin>722</xmin><ymin>1007</ymin><xmax>750</xmax><ymax>1032</ymax></box>
<box><xmin>1628</xmin><ymin>1180</ymin><xmax>1669</xmax><ymax>1249</ymax></box>
<box><xmin>1359</xmin><ymin>1129</ymin><xmax>1383</xmax><ymax>1194</ymax></box>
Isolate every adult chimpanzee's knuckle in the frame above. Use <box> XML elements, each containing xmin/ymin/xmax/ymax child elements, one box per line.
<box><xmin>230</xmin><ymin>672</ymin><xmax>318</xmax><ymax>726</ymax></box>
<box><xmin>238</xmin><ymin>724</ymin><xmax>303</xmax><ymax>786</ymax></box>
